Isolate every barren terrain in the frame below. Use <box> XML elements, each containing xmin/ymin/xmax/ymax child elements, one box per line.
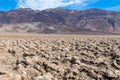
<box><xmin>1</xmin><ymin>8</ymin><xmax>120</xmax><ymax>34</ymax></box>
<box><xmin>0</xmin><ymin>34</ymin><xmax>120</xmax><ymax>80</ymax></box>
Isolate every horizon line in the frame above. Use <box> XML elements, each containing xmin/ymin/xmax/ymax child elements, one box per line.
<box><xmin>0</xmin><ymin>7</ymin><xmax>120</xmax><ymax>12</ymax></box>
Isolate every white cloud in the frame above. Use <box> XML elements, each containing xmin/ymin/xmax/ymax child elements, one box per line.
<box><xmin>17</xmin><ymin>0</ymin><xmax>96</xmax><ymax>10</ymax></box>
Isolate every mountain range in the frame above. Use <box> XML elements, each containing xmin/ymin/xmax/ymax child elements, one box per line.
<box><xmin>0</xmin><ymin>8</ymin><xmax>120</xmax><ymax>34</ymax></box>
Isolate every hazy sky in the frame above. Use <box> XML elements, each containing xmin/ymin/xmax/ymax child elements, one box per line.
<box><xmin>0</xmin><ymin>0</ymin><xmax>120</xmax><ymax>11</ymax></box>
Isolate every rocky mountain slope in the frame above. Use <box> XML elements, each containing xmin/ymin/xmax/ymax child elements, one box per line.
<box><xmin>0</xmin><ymin>8</ymin><xmax>120</xmax><ymax>33</ymax></box>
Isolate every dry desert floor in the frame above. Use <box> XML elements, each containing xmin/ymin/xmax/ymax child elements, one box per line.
<box><xmin>0</xmin><ymin>34</ymin><xmax>120</xmax><ymax>80</ymax></box>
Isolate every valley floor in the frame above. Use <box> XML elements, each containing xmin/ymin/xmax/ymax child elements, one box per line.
<box><xmin>0</xmin><ymin>34</ymin><xmax>120</xmax><ymax>80</ymax></box>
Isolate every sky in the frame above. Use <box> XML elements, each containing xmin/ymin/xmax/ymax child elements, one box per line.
<box><xmin>0</xmin><ymin>0</ymin><xmax>120</xmax><ymax>12</ymax></box>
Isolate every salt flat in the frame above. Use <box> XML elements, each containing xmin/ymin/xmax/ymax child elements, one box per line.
<box><xmin>0</xmin><ymin>34</ymin><xmax>120</xmax><ymax>80</ymax></box>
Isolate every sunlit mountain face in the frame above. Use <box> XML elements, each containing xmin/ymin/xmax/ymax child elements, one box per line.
<box><xmin>0</xmin><ymin>8</ymin><xmax>120</xmax><ymax>34</ymax></box>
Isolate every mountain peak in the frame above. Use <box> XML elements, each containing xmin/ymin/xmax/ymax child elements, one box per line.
<box><xmin>0</xmin><ymin>8</ymin><xmax>120</xmax><ymax>34</ymax></box>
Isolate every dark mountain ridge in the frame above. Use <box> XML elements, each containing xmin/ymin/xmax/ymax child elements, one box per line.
<box><xmin>0</xmin><ymin>8</ymin><xmax>120</xmax><ymax>34</ymax></box>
